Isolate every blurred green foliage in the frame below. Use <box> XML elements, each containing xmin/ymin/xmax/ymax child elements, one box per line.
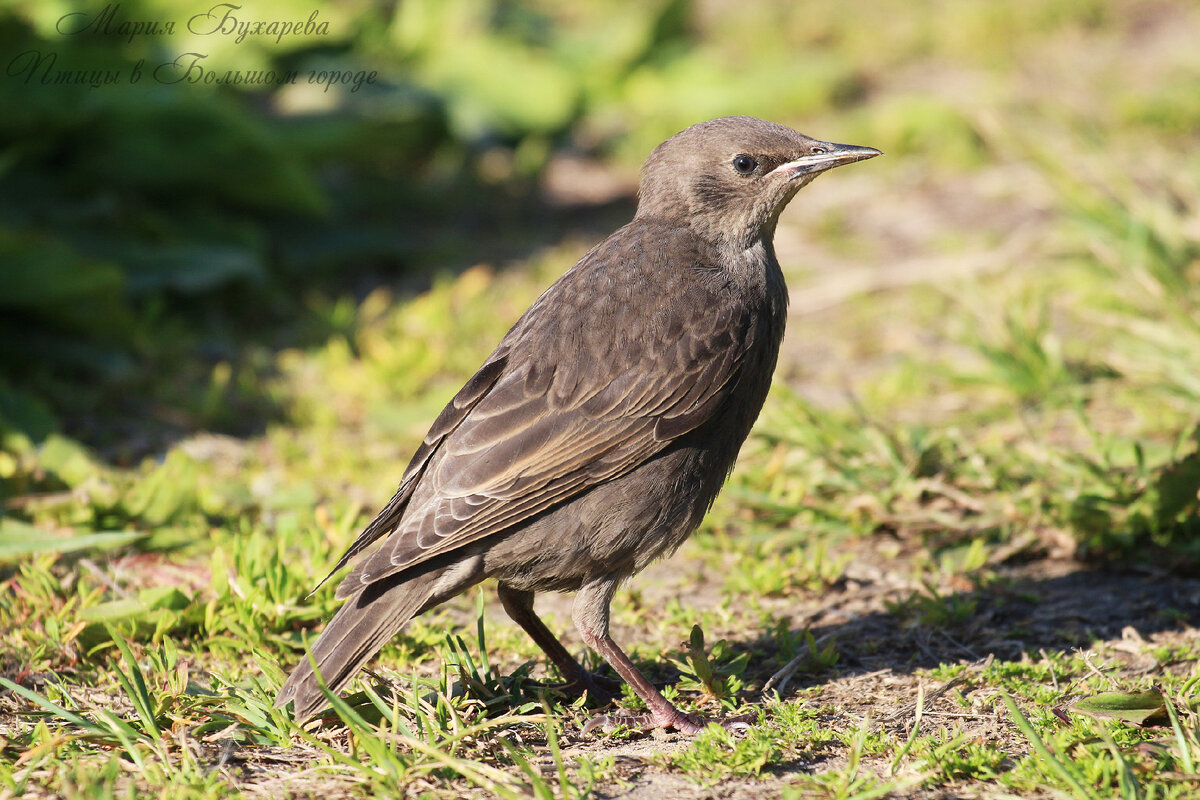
<box><xmin>0</xmin><ymin>0</ymin><xmax>877</xmax><ymax>427</ymax></box>
<box><xmin>1</xmin><ymin>1</ymin><xmax>430</xmax><ymax>412</ymax></box>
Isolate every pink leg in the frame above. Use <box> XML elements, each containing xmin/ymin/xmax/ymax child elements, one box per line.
<box><xmin>497</xmin><ymin>583</ymin><xmax>621</xmax><ymax>702</ymax></box>
<box><xmin>572</xmin><ymin>578</ymin><xmax>756</xmax><ymax>735</ymax></box>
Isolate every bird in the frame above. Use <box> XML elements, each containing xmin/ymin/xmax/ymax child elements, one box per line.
<box><xmin>275</xmin><ymin>116</ymin><xmax>880</xmax><ymax>733</ymax></box>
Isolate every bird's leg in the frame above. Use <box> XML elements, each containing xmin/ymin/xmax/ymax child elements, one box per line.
<box><xmin>496</xmin><ymin>583</ymin><xmax>621</xmax><ymax>702</ymax></box>
<box><xmin>572</xmin><ymin>578</ymin><xmax>755</xmax><ymax>736</ymax></box>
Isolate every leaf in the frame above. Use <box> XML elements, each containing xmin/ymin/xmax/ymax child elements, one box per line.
<box><xmin>0</xmin><ymin>381</ymin><xmax>58</xmax><ymax>439</ymax></box>
<box><xmin>1070</xmin><ymin>690</ymin><xmax>1168</xmax><ymax>726</ymax></box>
<box><xmin>1152</xmin><ymin>426</ymin><xmax>1200</xmax><ymax>525</ymax></box>
<box><xmin>0</xmin><ymin>517</ymin><xmax>145</xmax><ymax>561</ymax></box>
<box><xmin>0</xmin><ymin>228</ymin><xmax>126</xmax><ymax>318</ymax></box>
<box><xmin>138</xmin><ymin>586</ymin><xmax>192</xmax><ymax>612</ymax></box>
<box><xmin>108</xmin><ymin>628</ymin><xmax>162</xmax><ymax>740</ymax></box>
<box><xmin>687</xmin><ymin>624</ymin><xmax>715</xmax><ymax>685</ymax></box>
<box><xmin>122</xmin><ymin>450</ymin><xmax>200</xmax><ymax>524</ymax></box>
<box><xmin>397</xmin><ymin>1</ymin><xmax>579</xmax><ymax>139</ymax></box>
<box><xmin>1003</xmin><ymin>693</ymin><xmax>1099</xmax><ymax>800</ymax></box>
<box><xmin>0</xmin><ymin>676</ymin><xmax>109</xmax><ymax>737</ymax></box>
<box><xmin>78</xmin><ymin>598</ymin><xmax>152</xmax><ymax>624</ymax></box>
<box><xmin>117</xmin><ymin>242</ymin><xmax>266</xmax><ymax>295</ymax></box>
<box><xmin>77</xmin><ymin>586</ymin><xmax>190</xmax><ymax>625</ymax></box>
<box><xmin>37</xmin><ymin>434</ymin><xmax>103</xmax><ymax>488</ymax></box>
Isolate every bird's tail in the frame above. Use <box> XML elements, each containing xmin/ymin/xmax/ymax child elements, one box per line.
<box><xmin>275</xmin><ymin>570</ymin><xmax>441</xmax><ymax>721</ymax></box>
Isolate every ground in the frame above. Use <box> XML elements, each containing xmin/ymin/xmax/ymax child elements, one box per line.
<box><xmin>3</xmin><ymin>0</ymin><xmax>1200</xmax><ymax>797</ymax></box>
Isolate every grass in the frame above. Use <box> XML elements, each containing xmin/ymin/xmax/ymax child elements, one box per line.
<box><xmin>3</xmin><ymin>0</ymin><xmax>1200</xmax><ymax>797</ymax></box>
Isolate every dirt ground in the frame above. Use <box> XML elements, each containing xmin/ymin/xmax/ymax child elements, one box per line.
<box><xmin>553</xmin><ymin>549</ymin><xmax>1199</xmax><ymax>797</ymax></box>
<box><xmin>210</xmin><ymin>535</ymin><xmax>1198</xmax><ymax>799</ymax></box>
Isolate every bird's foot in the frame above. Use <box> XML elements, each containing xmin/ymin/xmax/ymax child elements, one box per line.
<box><xmin>582</xmin><ymin>708</ymin><xmax>756</xmax><ymax>736</ymax></box>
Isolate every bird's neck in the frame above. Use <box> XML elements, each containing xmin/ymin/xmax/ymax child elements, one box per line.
<box><xmin>715</xmin><ymin>231</ymin><xmax>781</xmax><ymax>279</ymax></box>
<box><xmin>626</xmin><ymin>214</ymin><xmax>785</xmax><ymax>299</ymax></box>
<box><xmin>717</xmin><ymin>236</ymin><xmax>789</xmax><ymax>320</ymax></box>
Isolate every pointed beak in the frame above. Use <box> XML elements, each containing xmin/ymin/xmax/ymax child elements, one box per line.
<box><xmin>771</xmin><ymin>141</ymin><xmax>882</xmax><ymax>179</ymax></box>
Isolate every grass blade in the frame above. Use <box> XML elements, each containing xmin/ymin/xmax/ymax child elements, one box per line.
<box><xmin>1002</xmin><ymin>693</ymin><xmax>1098</xmax><ymax>800</ymax></box>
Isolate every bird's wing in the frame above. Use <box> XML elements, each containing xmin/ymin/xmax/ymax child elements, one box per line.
<box><xmin>332</xmin><ymin>232</ymin><xmax>757</xmax><ymax>596</ymax></box>
<box><xmin>312</xmin><ymin>354</ymin><xmax>510</xmax><ymax>592</ymax></box>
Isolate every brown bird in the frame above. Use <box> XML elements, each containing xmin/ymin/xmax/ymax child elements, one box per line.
<box><xmin>276</xmin><ymin>116</ymin><xmax>880</xmax><ymax>733</ymax></box>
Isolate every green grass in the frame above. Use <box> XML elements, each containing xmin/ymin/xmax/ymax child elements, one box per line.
<box><xmin>3</xmin><ymin>0</ymin><xmax>1200</xmax><ymax>797</ymax></box>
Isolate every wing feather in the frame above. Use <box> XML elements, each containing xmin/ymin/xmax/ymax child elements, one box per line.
<box><xmin>331</xmin><ymin>224</ymin><xmax>757</xmax><ymax>595</ymax></box>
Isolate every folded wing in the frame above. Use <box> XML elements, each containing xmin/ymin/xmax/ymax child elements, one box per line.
<box><xmin>328</xmin><ymin>228</ymin><xmax>756</xmax><ymax>597</ymax></box>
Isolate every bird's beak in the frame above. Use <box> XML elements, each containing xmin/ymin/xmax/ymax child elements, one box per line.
<box><xmin>771</xmin><ymin>142</ymin><xmax>882</xmax><ymax>180</ymax></box>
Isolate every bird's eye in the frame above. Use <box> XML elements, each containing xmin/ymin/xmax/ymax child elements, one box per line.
<box><xmin>811</xmin><ymin>147</ymin><xmax>827</xmax><ymax>154</ymax></box>
<box><xmin>732</xmin><ymin>154</ymin><xmax>758</xmax><ymax>175</ymax></box>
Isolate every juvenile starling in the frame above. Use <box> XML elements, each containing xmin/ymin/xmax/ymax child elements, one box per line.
<box><xmin>276</xmin><ymin>116</ymin><xmax>880</xmax><ymax>733</ymax></box>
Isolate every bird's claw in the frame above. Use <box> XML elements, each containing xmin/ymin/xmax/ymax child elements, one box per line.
<box><xmin>718</xmin><ymin>713</ymin><xmax>756</xmax><ymax>732</ymax></box>
<box><xmin>582</xmin><ymin>710</ymin><xmax>756</xmax><ymax>736</ymax></box>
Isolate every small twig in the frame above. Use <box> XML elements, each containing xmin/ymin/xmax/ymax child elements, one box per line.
<box><xmin>78</xmin><ymin>559</ymin><xmax>133</xmax><ymax>598</ymax></box>
<box><xmin>1039</xmin><ymin>649</ymin><xmax>1059</xmax><ymax>692</ymax></box>
<box><xmin>940</xmin><ymin>630</ymin><xmax>982</xmax><ymax>661</ymax></box>
<box><xmin>214</xmin><ymin>739</ymin><xmax>238</xmax><ymax>772</ymax></box>
<box><xmin>922</xmin><ymin>711</ymin><xmax>997</xmax><ymax>719</ymax></box>
<box><xmin>877</xmin><ymin>654</ymin><xmax>993</xmax><ymax>731</ymax></box>
<box><xmin>911</xmin><ymin>478</ymin><xmax>988</xmax><ymax>514</ymax></box>
<box><xmin>1081</xmin><ymin>650</ymin><xmax>1119</xmax><ymax>690</ymax></box>
<box><xmin>787</xmin><ymin>225</ymin><xmax>1042</xmax><ymax>316</ymax></box>
<box><xmin>3</xmin><ymin>490</ymin><xmax>77</xmax><ymax>509</ymax></box>
<box><xmin>879</xmin><ymin>673</ymin><xmax>969</xmax><ymax>728</ymax></box>
<box><xmin>913</xmin><ymin>633</ymin><xmax>941</xmax><ymax>665</ymax></box>
<box><xmin>889</xmin><ymin>683</ymin><xmax>924</xmax><ymax>775</ymax></box>
<box><xmin>202</xmin><ymin>722</ymin><xmax>242</xmax><ymax>743</ymax></box>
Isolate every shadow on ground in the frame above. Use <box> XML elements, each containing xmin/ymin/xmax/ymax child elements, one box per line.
<box><xmin>793</xmin><ymin>562</ymin><xmax>1197</xmax><ymax>685</ymax></box>
<box><xmin>537</xmin><ymin>560</ymin><xmax>1200</xmax><ymax>798</ymax></box>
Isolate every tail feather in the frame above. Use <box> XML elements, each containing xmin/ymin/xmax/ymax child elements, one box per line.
<box><xmin>275</xmin><ymin>571</ymin><xmax>440</xmax><ymax>721</ymax></box>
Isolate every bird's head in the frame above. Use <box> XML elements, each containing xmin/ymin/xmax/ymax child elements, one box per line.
<box><xmin>636</xmin><ymin>116</ymin><xmax>881</xmax><ymax>251</ymax></box>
